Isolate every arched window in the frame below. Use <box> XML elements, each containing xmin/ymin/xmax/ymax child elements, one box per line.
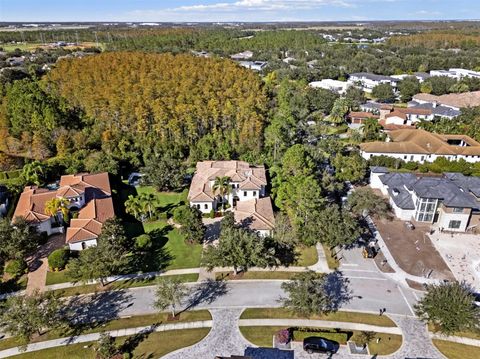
<box><xmin>81</xmin><ymin>242</ymin><xmax>87</xmax><ymax>250</ymax></box>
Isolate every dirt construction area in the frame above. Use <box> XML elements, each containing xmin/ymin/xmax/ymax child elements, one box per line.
<box><xmin>374</xmin><ymin>218</ymin><xmax>455</xmax><ymax>281</ymax></box>
<box><xmin>430</xmin><ymin>232</ymin><xmax>480</xmax><ymax>291</ymax></box>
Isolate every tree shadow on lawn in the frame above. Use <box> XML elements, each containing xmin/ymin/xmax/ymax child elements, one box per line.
<box><xmin>119</xmin><ymin>323</ymin><xmax>160</xmax><ymax>358</ymax></box>
<box><xmin>62</xmin><ymin>290</ymin><xmax>134</xmax><ymax>340</ymax></box>
<box><xmin>128</xmin><ymin>227</ymin><xmax>174</xmax><ymax>273</ymax></box>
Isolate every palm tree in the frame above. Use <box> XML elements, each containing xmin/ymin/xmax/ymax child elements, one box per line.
<box><xmin>328</xmin><ymin>98</ymin><xmax>351</xmax><ymax>125</ymax></box>
<box><xmin>44</xmin><ymin>197</ymin><xmax>70</xmax><ymax>224</ymax></box>
<box><xmin>125</xmin><ymin>195</ymin><xmax>143</xmax><ymax>221</ymax></box>
<box><xmin>361</xmin><ymin>118</ymin><xmax>383</xmax><ymax>141</ymax></box>
<box><xmin>212</xmin><ymin>176</ymin><xmax>231</xmax><ymax>212</ymax></box>
<box><xmin>139</xmin><ymin>193</ymin><xmax>157</xmax><ymax>219</ymax></box>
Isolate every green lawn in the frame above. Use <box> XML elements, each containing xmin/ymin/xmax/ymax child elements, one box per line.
<box><xmin>141</xmin><ymin>220</ymin><xmax>202</xmax><ymax>270</ymax></box>
<box><xmin>0</xmin><ymin>310</ymin><xmax>211</xmax><ymax>351</ymax></box>
<box><xmin>433</xmin><ymin>339</ymin><xmax>480</xmax><ymax>359</ymax></box>
<box><xmin>322</xmin><ymin>244</ymin><xmax>339</xmax><ymax>270</ymax></box>
<box><xmin>51</xmin><ymin>273</ymin><xmax>199</xmax><ymax>297</ymax></box>
<box><xmin>136</xmin><ymin>186</ymin><xmax>188</xmax><ymax>208</ymax></box>
<box><xmin>46</xmin><ymin>271</ymin><xmax>70</xmax><ymax>285</ymax></box>
<box><xmin>240</xmin><ymin>326</ymin><xmax>402</xmax><ymax>355</ymax></box>
<box><xmin>240</xmin><ymin>308</ymin><xmax>396</xmax><ymax>327</ymax></box>
<box><xmin>8</xmin><ymin>328</ymin><xmax>210</xmax><ymax>359</ymax></box>
<box><xmin>297</xmin><ymin>245</ymin><xmax>318</xmax><ymax>267</ymax></box>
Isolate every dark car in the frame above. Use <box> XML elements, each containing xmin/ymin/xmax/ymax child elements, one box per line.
<box><xmin>303</xmin><ymin>336</ymin><xmax>339</xmax><ymax>354</ymax></box>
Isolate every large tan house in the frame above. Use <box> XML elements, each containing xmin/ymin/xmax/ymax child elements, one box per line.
<box><xmin>13</xmin><ymin>172</ymin><xmax>114</xmax><ymax>250</ymax></box>
<box><xmin>360</xmin><ymin>129</ymin><xmax>480</xmax><ymax>164</ymax></box>
<box><xmin>188</xmin><ymin>161</ymin><xmax>274</xmax><ymax>236</ymax></box>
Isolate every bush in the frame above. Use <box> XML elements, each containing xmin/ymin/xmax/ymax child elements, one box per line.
<box><xmin>48</xmin><ymin>248</ymin><xmax>70</xmax><ymax>271</ymax></box>
<box><xmin>173</xmin><ymin>205</ymin><xmax>189</xmax><ymax>224</ymax></box>
<box><xmin>403</xmin><ymin>161</ymin><xmax>418</xmax><ymax>171</ymax></box>
<box><xmin>209</xmin><ymin>209</ymin><xmax>215</xmax><ymax>219</ymax></box>
<box><xmin>135</xmin><ymin>234</ymin><xmax>152</xmax><ymax>250</ymax></box>
<box><xmin>5</xmin><ymin>259</ymin><xmax>27</xmax><ymax>278</ymax></box>
<box><xmin>275</xmin><ymin>328</ymin><xmax>291</xmax><ymax>344</ymax></box>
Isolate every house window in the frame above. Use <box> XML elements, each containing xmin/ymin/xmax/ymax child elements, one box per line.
<box><xmin>415</xmin><ymin>197</ymin><xmax>437</xmax><ymax>222</ymax></box>
<box><xmin>244</xmin><ymin>191</ymin><xmax>247</xmax><ymax>197</ymax></box>
<box><xmin>452</xmin><ymin>207</ymin><xmax>464</xmax><ymax>213</ymax></box>
<box><xmin>253</xmin><ymin>191</ymin><xmax>257</xmax><ymax>196</ymax></box>
<box><xmin>410</xmin><ymin>155</ymin><xmax>414</xmax><ymax>161</ymax></box>
<box><xmin>448</xmin><ymin>220</ymin><xmax>462</xmax><ymax>229</ymax></box>
<box><xmin>421</xmin><ymin>156</ymin><xmax>425</xmax><ymax>161</ymax></box>
<box><xmin>403</xmin><ymin>155</ymin><xmax>407</xmax><ymax>160</ymax></box>
<box><xmin>81</xmin><ymin>242</ymin><xmax>87</xmax><ymax>250</ymax></box>
<box><xmin>204</xmin><ymin>204</ymin><xmax>208</xmax><ymax>210</ymax></box>
<box><xmin>196</xmin><ymin>204</ymin><xmax>200</xmax><ymax>209</ymax></box>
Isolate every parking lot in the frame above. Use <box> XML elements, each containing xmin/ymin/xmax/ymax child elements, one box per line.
<box><xmin>430</xmin><ymin>231</ymin><xmax>480</xmax><ymax>291</ymax></box>
<box><xmin>374</xmin><ymin>218</ymin><xmax>455</xmax><ymax>281</ymax></box>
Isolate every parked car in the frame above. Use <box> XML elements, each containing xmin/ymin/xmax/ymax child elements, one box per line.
<box><xmin>472</xmin><ymin>292</ymin><xmax>480</xmax><ymax>307</ymax></box>
<box><xmin>303</xmin><ymin>336</ymin><xmax>339</xmax><ymax>354</ymax></box>
<box><xmin>405</xmin><ymin>221</ymin><xmax>415</xmax><ymax>230</ymax></box>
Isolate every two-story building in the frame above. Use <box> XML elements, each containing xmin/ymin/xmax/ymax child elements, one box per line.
<box><xmin>347</xmin><ymin>72</ymin><xmax>399</xmax><ymax>93</ymax></box>
<box><xmin>360</xmin><ymin>129</ymin><xmax>480</xmax><ymax>164</ymax></box>
<box><xmin>188</xmin><ymin>161</ymin><xmax>274</xmax><ymax>236</ymax></box>
<box><xmin>13</xmin><ymin>172</ymin><xmax>114</xmax><ymax>250</ymax></box>
<box><xmin>370</xmin><ymin>167</ymin><xmax>480</xmax><ymax>232</ymax></box>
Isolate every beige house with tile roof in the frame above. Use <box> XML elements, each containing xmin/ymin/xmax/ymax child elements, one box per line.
<box><xmin>13</xmin><ymin>172</ymin><xmax>114</xmax><ymax>250</ymax></box>
<box><xmin>188</xmin><ymin>161</ymin><xmax>274</xmax><ymax>236</ymax></box>
<box><xmin>360</xmin><ymin>129</ymin><xmax>480</xmax><ymax>164</ymax></box>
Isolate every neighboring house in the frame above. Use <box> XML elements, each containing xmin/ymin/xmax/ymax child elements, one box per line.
<box><xmin>346</xmin><ymin>111</ymin><xmax>379</xmax><ymax>129</ymax></box>
<box><xmin>230</xmin><ymin>50</ymin><xmax>254</xmax><ymax>60</ymax></box>
<box><xmin>347</xmin><ymin>73</ymin><xmax>399</xmax><ymax>93</ymax></box>
<box><xmin>370</xmin><ymin>167</ymin><xmax>480</xmax><ymax>232</ymax></box>
<box><xmin>0</xmin><ymin>186</ymin><xmax>8</xmax><ymax>218</ymax></box>
<box><xmin>238</xmin><ymin>61</ymin><xmax>268</xmax><ymax>71</ymax></box>
<box><xmin>13</xmin><ymin>172</ymin><xmax>114</xmax><ymax>250</ymax></box>
<box><xmin>382</xmin><ymin>108</ymin><xmax>434</xmax><ymax>126</ymax></box>
<box><xmin>407</xmin><ymin>101</ymin><xmax>460</xmax><ymax>119</ymax></box>
<box><xmin>309</xmin><ymin>79</ymin><xmax>350</xmax><ymax>94</ymax></box>
<box><xmin>360</xmin><ymin>129</ymin><xmax>480</xmax><ymax>163</ymax></box>
<box><xmin>412</xmin><ymin>91</ymin><xmax>480</xmax><ymax>111</ymax></box>
<box><xmin>391</xmin><ymin>72</ymin><xmax>430</xmax><ymax>83</ymax></box>
<box><xmin>430</xmin><ymin>68</ymin><xmax>480</xmax><ymax>80</ymax></box>
<box><xmin>188</xmin><ymin>161</ymin><xmax>274</xmax><ymax>236</ymax></box>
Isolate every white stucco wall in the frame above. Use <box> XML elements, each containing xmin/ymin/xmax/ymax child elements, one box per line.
<box><xmin>69</xmin><ymin>238</ymin><xmax>97</xmax><ymax>251</ymax></box>
<box><xmin>361</xmin><ymin>151</ymin><xmax>480</xmax><ymax>164</ymax></box>
<box><xmin>437</xmin><ymin>209</ymin><xmax>471</xmax><ymax>232</ymax></box>
<box><xmin>190</xmin><ymin>201</ymin><xmax>214</xmax><ymax>214</ymax></box>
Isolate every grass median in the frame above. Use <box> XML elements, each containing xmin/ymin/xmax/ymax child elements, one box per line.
<box><xmin>240</xmin><ymin>326</ymin><xmax>402</xmax><ymax>355</ymax></box>
<box><xmin>240</xmin><ymin>308</ymin><xmax>397</xmax><ymax>327</ymax></box>
<box><xmin>433</xmin><ymin>339</ymin><xmax>480</xmax><ymax>359</ymax></box>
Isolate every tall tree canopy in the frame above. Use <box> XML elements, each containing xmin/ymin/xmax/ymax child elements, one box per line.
<box><xmin>45</xmin><ymin>52</ymin><xmax>268</xmax><ymax>161</ymax></box>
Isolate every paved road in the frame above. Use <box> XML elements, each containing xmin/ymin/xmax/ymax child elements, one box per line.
<box><xmin>69</xmin><ymin>274</ymin><xmax>418</xmax><ymax>325</ymax></box>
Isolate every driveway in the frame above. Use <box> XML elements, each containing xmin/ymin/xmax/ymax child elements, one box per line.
<box><xmin>26</xmin><ymin>234</ymin><xmax>65</xmax><ymax>294</ymax></box>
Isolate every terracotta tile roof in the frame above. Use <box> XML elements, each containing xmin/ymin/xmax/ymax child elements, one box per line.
<box><xmin>385</xmin><ymin>110</ymin><xmax>407</xmax><ymax>121</ymax></box>
<box><xmin>360</xmin><ymin>129</ymin><xmax>480</xmax><ymax>156</ymax></box>
<box><xmin>66</xmin><ymin>197</ymin><xmax>114</xmax><ymax>243</ymax></box>
<box><xmin>234</xmin><ymin>197</ymin><xmax>275</xmax><ymax>231</ymax></box>
<box><xmin>348</xmin><ymin>111</ymin><xmax>380</xmax><ymax>119</ymax></box>
<box><xmin>413</xmin><ymin>91</ymin><xmax>480</xmax><ymax>109</ymax></box>
<box><xmin>13</xmin><ymin>186</ymin><xmax>56</xmax><ymax>223</ymax></box>
<box><xmin>378</xmin><ymin>119</ymin><xmax>416</xmax><ymax>131</ymax></box>
<box><xmin>58</xmin><ymin>172</ymin><xmax>111</xmax><ymax>199</ymax></box>
<box><xmin>188</xmin><ymin>161</ymin><xmax>267</xmax><ymax>202</ymax></box>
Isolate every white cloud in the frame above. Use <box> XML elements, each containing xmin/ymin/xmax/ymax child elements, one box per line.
<box><xmin>172</xmin><ymin>0</ymin><xmax>353</xmax><ymax>12</ymax></box>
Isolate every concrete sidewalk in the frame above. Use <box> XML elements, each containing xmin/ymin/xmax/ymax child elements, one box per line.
<box><xmin>431</xmin><ymin>333</ymin><xmax>480</xmax><ymax>347</ymax></box>
<box><xmin>0</xmin><ymin>320</ymin><xmax>213</xmax><ymax>358</ymax></box>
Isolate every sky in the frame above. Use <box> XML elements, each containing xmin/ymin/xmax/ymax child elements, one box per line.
<box><xmin>0</xmin><ymin>0</ymin><xmax>477</xmax><ymax>23</ymax></box>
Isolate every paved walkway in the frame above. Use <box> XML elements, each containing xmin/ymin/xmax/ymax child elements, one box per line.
<box><xmin>431</xmin><ymin>332</ymin><xmax>480</xmax><ymax>347</ymax></box>
<box><xmin>163</xmin><ymin>308</ymin><xmax>250</xmax><ymax>359</ymax></box>
<box><xmin>308</xmin><ymin>243</ymin><xmax>331</xmax><ymax>273</ymax></box>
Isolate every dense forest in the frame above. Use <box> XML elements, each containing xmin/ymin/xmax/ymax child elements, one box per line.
<box><xmin>0</xmin><ymin>52</ymin><xmax>268</xmax><ymax>173</ymax></box>
<box><xmin>388</xmin><ymin>31</ymin><xmax>480</xmax><ymax>49</ymax></box>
